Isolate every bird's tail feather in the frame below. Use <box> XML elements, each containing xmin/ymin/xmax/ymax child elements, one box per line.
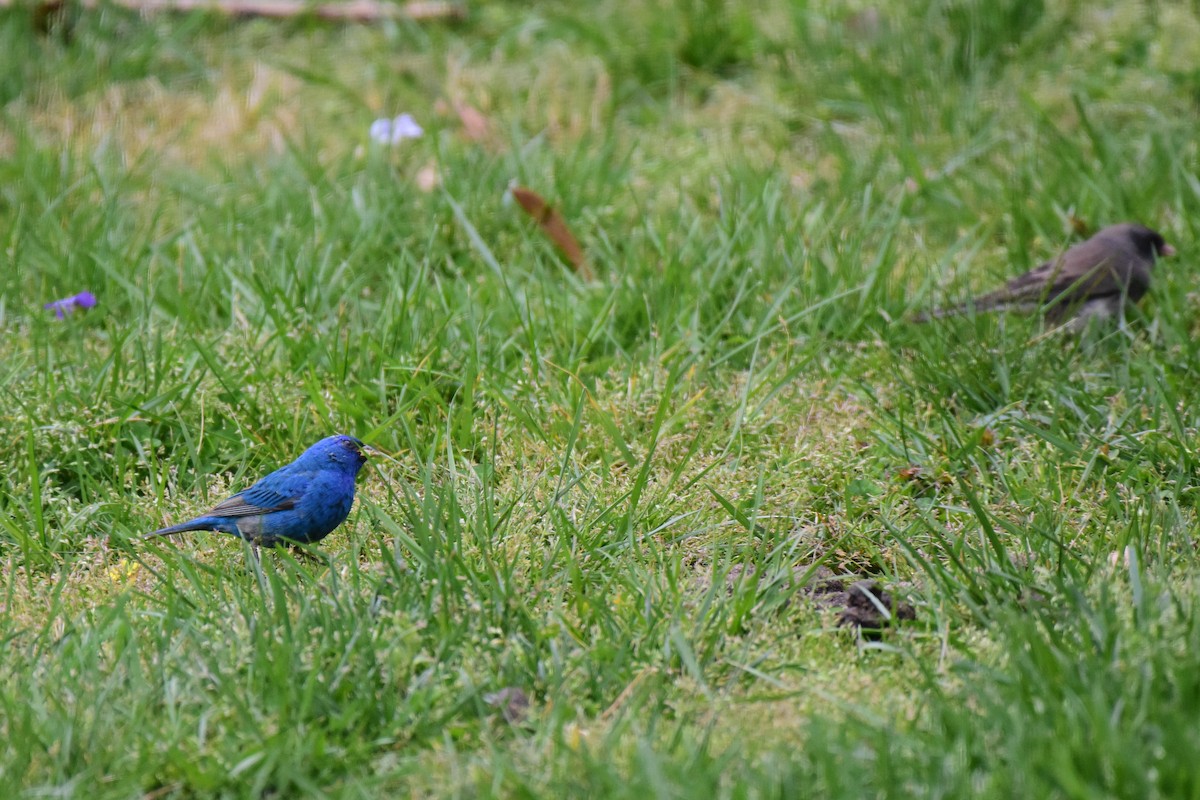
<box><xmin>913</xmin><ymin>295</ymin><xmax>1037</xmax><ymax>323</ymax></box>
<box><xmin>912</xmin><ymin>302</ymin><xmax>981</xmax><ymax>322</ymax></box>
<box><xmin>144</xmin><ymin>520</ymin><xmax>210</xmax><ymax>539</ymax></box>
<box><xmin>912</xmin><ymin>305</ymin><xmax>962</xmax><ymax>322</ymax></box>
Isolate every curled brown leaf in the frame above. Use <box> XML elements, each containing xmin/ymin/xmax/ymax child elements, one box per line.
<box><xmin>510</xmin><ymin>186</ymin><xmax>595</xmax><ymax>281</ymax></box>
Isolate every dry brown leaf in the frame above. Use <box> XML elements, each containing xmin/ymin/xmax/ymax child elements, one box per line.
<box><xmin>455</xmin><ymin>102</ymin><xmax>493</xmax><ymax>143</ymax></box>
<box><xmin>510</xmin><ymin>186</ymin><xmax>595</xmax><ymax>281</ymax></box>
<box><xmin>846</xmin><ymin>7</ymin><xmax>883</xmax><ymax>38</ymax></box>
<box><xmin>415</xmin><ymin>164</ymin><xmax>440</xmax><ymax>193</ymax></box>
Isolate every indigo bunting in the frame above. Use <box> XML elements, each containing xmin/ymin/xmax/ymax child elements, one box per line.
<box><xmin>146</xmin><ymin>435</ymin><xmax>368</xmax><ymax>546</ymax></box>
<box><xmin>916</xmin><ymin>224</ymin><xmax>1175</xmax><ymax>326</ymax></box>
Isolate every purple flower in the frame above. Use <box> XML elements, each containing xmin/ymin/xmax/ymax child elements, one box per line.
<box><xmin>369</xmin><ymin>113</ymin><xmax>424</xmax><ymax>145</ymax></box>
<box><xmin>44</xmin><ymin>291</ymin><xmax>97</xmax><ymax>319</ymax></box>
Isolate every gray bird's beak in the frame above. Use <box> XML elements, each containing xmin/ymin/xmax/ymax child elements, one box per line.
<box><xmin>1162</xmin><ymin>243</ymin><xmax>1177</xmax><ymax>257</ymax></box>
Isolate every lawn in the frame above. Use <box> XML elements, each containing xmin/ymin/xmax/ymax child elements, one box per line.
<box><xmin>2</xmin><ymin>0</ymin><xmax>1200</xmax><ymax>796</ymax></box>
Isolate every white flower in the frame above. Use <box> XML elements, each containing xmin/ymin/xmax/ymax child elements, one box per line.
<box><xmin>391</xmin><ymin>113</ymin><xmax>423</xmax><ymax>139</ymax></box>
<box><xmin>369</xmin><ymin>113</ymin><xmax>424</xmax><ymax>145</ymax></box>
<box><xmin>369</xmin><ymin>118</ymin><xmax>392</xmax><ymax>143</ymax></box>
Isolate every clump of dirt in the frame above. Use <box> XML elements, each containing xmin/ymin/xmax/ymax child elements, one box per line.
<box><xmin>722</xmin><ymin>563</ymin><xmax>916</xmax><ymax>637</ymax></box>
<box><xmin>808</xmin><ymin>576</ymin><xmax>917</xmax><ymax>637</ymax></box>
<box><xmin>484</xmin><ymin>687</ymin><xmax>531</xmax><ymax>724</ymax></box>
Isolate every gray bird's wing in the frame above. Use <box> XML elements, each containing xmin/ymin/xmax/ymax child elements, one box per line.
<box><xmin>997</xmin><ymin>238</ymin><xmax>1140</xmax><ymax>307</ymax></box>
<box><xmin>915</xmin><ymin>227</ymin><xmax>1157</xmax><ymax>322</ymax></box>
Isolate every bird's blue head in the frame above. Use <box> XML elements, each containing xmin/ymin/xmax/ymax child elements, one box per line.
<box><xmin>301</xmin><ymin>434</ymin><xmax>369</xmax><ymax>474</ymax></box>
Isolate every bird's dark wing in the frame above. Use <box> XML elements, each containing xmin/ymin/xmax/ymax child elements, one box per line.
<box><xmin>956</xmin><ymin>252</ymin><xmax>1115</xmax><ymax>313</ymax></box>
<box><xmin>1002</xmin><ymin>259</ymin><xmax>1067</xmax><ymax>299</ymax></box>
<box><xmin>207</xmin><ymin>490</ymin><xmax>296</xmax><ymax>518</ymax></box>
<box><xmin>1007</xmin><ymin>240</ymin><xmax>1135</xmax><ymax>305</ymax></box>
<box><xmin>915</xmin><ymin>228</ymin><xmax>1157</xmax><ymax>323</ymax></box>
<box><xmin>205</xmin><ymin>467</ymin><xmax>311</xmax><ymax>518</ymax></box>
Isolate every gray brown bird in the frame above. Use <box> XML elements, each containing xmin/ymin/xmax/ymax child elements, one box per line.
<box><xmin>917</xmin><ymin>223</ymin><xmax>1176</xmax><ymax>326</ymax></box>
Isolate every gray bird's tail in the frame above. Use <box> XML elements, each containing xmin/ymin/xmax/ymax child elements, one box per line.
<box><xmin>912</xmin><ymin>294</ymin><xmax>1037</xmax><ymax>323</ymax></box>
<box><xmin>912</xmin><ymin>303</ymin><xmax>977</xmax><ymax>323</ymax></box>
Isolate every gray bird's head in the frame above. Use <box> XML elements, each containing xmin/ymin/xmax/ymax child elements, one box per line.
<box><xmin>1100</xmin><ymin>223</ymin><xmax>1176</xmax><ymax>261</ymax></box>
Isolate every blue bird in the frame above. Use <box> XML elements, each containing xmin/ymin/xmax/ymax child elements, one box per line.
<box><xmin>146</xmin><ymin>435</ymin><xmax>369</xmax><ymax>546</ymax></box>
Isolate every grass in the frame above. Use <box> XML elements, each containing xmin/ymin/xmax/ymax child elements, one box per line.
<box><xmin>1</xmin><ymin>0</ymin><xmax>1200</xmax><ymax>796</ymax></box>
